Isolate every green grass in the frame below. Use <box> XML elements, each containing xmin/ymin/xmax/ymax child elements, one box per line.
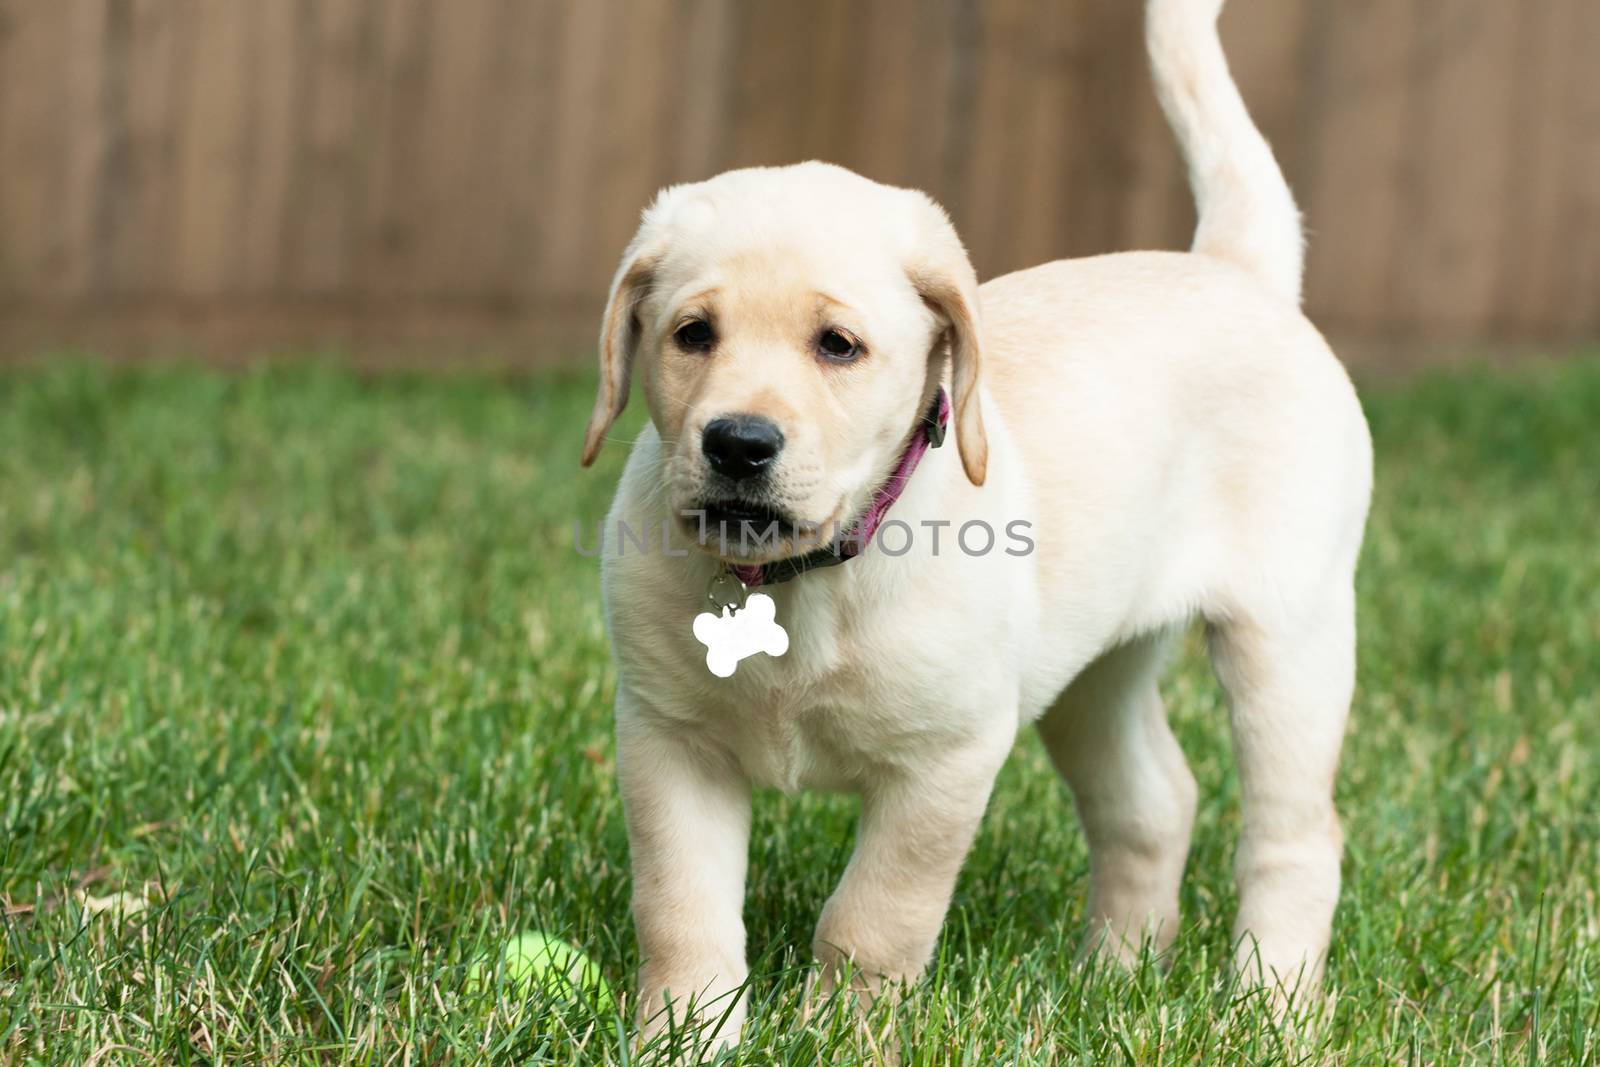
<box><xmin>1</xmin><ymin>358</ymin><xmax>1597</xmax><ymax>1065</ymax></box>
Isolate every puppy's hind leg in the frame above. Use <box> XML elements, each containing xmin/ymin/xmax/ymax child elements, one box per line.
<box><xmin>1038</xmin><ymin>632</ymin><xmax>1197</xmax><ymax>967</ymax></box>
<box><xmin>1207</xmin><ymin>582</ymin><xmax>1355</xmax><ymax>1004</ymax></box>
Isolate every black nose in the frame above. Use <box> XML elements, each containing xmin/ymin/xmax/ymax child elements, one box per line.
<box><xmin>702</xmin><ymin>415</ymin><xmax>785</xmax><ymax>481</ymax></box>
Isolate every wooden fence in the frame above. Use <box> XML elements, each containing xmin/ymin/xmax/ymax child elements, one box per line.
<box><xmin>0</xmin><ymin>0</ymin><xmax>1596</xmax><ymax>364</ymax></box>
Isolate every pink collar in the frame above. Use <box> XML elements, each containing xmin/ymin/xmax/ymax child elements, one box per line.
<box><xmin>730</xmin><ymin>388</ymin><xmax>950</xmax><ymax>587</ymax></box>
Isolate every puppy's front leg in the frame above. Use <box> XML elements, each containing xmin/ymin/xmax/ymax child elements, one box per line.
<box><xmin>811</xmin><ymin>740</ymin><xmax>1009</xmax><ymax>1002</ymax></box>
<box><xmin>617</xmin><ymin>704</ymin><xmax>751</xmax><ymax>1046</ymax></box>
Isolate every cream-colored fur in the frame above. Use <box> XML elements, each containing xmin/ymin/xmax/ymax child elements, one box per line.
<box><xmin>584</xmin><ymin>0</ymin><xmax>1371</xmax><ymax>1045</ymax></box>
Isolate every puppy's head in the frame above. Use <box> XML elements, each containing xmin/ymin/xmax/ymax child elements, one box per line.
<box><xmin>581</xmin><ymin>163</ymin><xmax>986</xmax><ymax>563</ymax></box>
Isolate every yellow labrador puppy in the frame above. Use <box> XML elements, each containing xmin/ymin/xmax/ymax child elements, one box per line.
<box><xmin>582</xmin><ymin>0</ymin><xmax>1371</xmax><ymax>1043</ymax></box>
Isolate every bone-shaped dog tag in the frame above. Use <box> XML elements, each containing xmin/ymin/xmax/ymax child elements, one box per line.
<box><xmin>692</xmin><ymin>593</ymin><xmax>789</xmax><ymax>678</ymax></box>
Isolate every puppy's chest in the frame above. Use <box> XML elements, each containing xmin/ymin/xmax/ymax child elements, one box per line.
<box><xmin>681</xmin><ymin>592</ymin><xmax>940</xmax><ymax>792</ymax></box>
<box><xmin>621</xmin><ymin>571</ymin><xmax>992</xmax><ymax>792</ymax></box>
<box><xmin>696</xmin><ymin>615</ymin><xmax>893</xmax><ymax>792</ymax></box>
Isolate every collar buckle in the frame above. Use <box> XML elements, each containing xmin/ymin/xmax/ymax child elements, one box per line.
<box><xmin>924</xmin><ymin>387</ymin><xmax>950</xmax><ymax>449</ymax></box>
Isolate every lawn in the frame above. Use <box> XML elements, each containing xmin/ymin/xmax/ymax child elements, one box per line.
<box><xmin>1</xmin><ymin>359</ymin><xmax>1597</xmax><ymax>1065</ymax></box>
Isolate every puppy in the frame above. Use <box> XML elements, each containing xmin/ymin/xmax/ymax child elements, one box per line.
<box><xmin>583</xmin><ymin>0</ymin><xmax>1371</xmax><ymax>1043</ymax></box>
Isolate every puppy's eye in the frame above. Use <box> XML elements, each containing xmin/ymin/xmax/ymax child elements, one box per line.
<box><xmin>674</xmin><ymin>320</ymin><xmax>715</xmax><ymax>350</ymax></box>
<box><xmin>817</xmin><ymin>328</ymin><xmax>861</xmax><ymax>363</ymax></box>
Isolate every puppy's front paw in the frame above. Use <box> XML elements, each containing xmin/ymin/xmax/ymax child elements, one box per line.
<box><xmin>1229</xmin><ymin>937</ymin><xmax>1333</xmax><ymax>1025</ymax></box>
<box><xmin>802</xmin><ymin>957</ymin><xmax>907</xmax><ymax>1066</ymax></box>
<box><xmin>806</xmin><ymin>940</ymin><xmax>921</xmax><ymax>1015</ymax></box>
<box><xmin>633</xmin><ymin>969</ymin><xmax>747</xmax><ymax>1054</ymax></box>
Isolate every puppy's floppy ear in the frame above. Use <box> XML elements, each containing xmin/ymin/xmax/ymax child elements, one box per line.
<box><xmin>580</xmin><ymin>244</ymin><xmax>658</xmax><ymax>467</ymax></box>
<box><xmin>908</xmin><ymin>221</ymin><xmax>987</xmax><ymax>486</ymax></box>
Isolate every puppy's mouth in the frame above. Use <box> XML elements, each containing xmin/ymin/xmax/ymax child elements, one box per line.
<box><xmin>681</xmin><ymin>499</ymin><xmax>808</xmax><ymax>560</ymax></box>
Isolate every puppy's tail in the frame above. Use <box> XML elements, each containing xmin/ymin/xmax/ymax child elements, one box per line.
<box><xmin>1146</xmin><ymin>0</ymin><xmax>1303</xmax><ymax>304</ymax></box>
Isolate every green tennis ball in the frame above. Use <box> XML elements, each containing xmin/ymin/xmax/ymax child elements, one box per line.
<box><xmin>469</xmin><ymin>932</ymin><xmax>614</xmax><ymax>1013</ymax></box>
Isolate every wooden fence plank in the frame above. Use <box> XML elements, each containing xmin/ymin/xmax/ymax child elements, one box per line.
<box><xmin>665</xmin><ymin>0</ymin><xmax>740</xmax><ymax>186</ymax></box>
<box><xmin>480</xmin><ymin>0</ymin><xmax>568</xmax><ymax>305</ymax></box>
<box><xmin>355</xmin><ymin>0</ymin><xmax>429</xmax><ymax>300</ymax></box>
<box><xmin>844</xmin><ymin>0</ymin><xmax>929</xmax><ymax>188</ymax></box>
<box><xmin>1298</xmin><ymin>0</ymin><xmax>1419</xmax><ymax>333</ymax></box>
<box><xmin>406</xmin><ymin>0</ymin><xmax>505</xmax><ymax>296</ymax></box>
<box><xmin>230</xmin><ymin>0</ymin><xmax>298</xmax><ymax>294</ymax></box>
<box><xmin>587</xmin><ymin>0</ymin><xmax>680</xmax><ymax>294</ymax></box>
<box><xmin>998</xmin><ymin>0</ymin><xmax>1075</xmax><ymax>271</ymax></box>
<box><xmin>172</xmin><ymin>0</ymin><xmax>252</xmax><ymax>296</ymax></box>
<box><xmin>1556</xmin><ymin>0</ymin><xmax>1600</xmax><ymax>335</ymax></box>
<box><xmin>960</xmin><ymin>0</ymin><xmax>1035</xmax><ymax>279</ymax></box>
<box><xmin>1393</xmin><ymin>0</ymin><xmax>1522</xmax><ymax>337</ymax></box>
<box><xmin>532</xmin><ymin>0</ymin><xmax>612</xmax><ymax>302</ymax></box>
<box><xmin>46</xmin><ymin>0</ymin><xmax>109</xmax><ymax>299</ymax></box>
<box><xmin>276</xmin><ymin>0</ymin><xmax>375</xmax><ymax>297</ymax></box>
<box><xmin>0</xmin><ymin>1</ymin><xmax>84</xmax><ymax>296</ymax></box>
<box><xmin>1059</xmin><ymin>0</ymin><xmax>1150</xmax><ymax>260</ymax></box>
